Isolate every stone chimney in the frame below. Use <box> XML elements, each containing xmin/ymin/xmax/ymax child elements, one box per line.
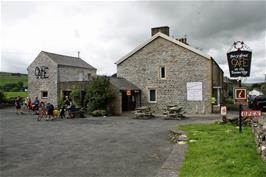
<box><xmin>151</xmin><ymin>26</ymin><xmax>170</xmax><ymax>36</ymax></box>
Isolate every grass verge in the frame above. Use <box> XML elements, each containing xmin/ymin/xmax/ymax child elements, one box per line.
<box><xmin>178</xmin><ymin>123</ymin><xmax>266</xmax><ymax>177</ymax></box>
<box><xmin>4</xmin><ymin>92</ymin><xmax>28</xmax><ymax>99</ymax></box>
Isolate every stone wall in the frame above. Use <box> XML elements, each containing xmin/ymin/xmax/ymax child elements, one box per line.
<box><xmin>27</xmin><ymin>52</ymin><xmax>58</xmax><ymax>106</ymax></box>
<box><xmin>253</xmin><ymin>122</ymin><xmax>266</xmax><ymax>161</ymax></box>
<box><xmin>58</xmin><ymin>65</ymin><xmax>96</xmax><ymax>82</ymax></box>
<box><xmin>109</xmin><ymin>84</ymin><xmax>122</xmax><ymax>115</ymax></box>
<box><xmin>28</xmin><ymin>52</ymin><xmax>96</xmax><ymax>106</ymax></box>
<box><xmin>59</xmin><ymin>81</ymin><xmax>90</xmax><ymax>106</ymax></box>
<box><xmin>117</xmin><ymin>37</ymin><xmax>213</xmax><ymax>114</ymax></box>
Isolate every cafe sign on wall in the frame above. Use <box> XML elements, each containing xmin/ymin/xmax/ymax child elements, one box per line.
<box><xmin>227</xmin><ymin>41</ymin><xmax>252</xmax><ymax>77</ymax></box>
<box><xmin>35</xmin><ymin>66</ymin><xmax>49</xmax><ymax>79</ymax></box>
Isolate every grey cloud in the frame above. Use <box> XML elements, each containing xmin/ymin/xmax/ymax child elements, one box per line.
<box><xmin>1</xmin><ymin>1</ymin><xmax>265</xmax><ymax>82</ymax></box>
<box><xmin>142</xmin><ymin>1</ymin><xmax>265</xmax><ymax>49</ymax></box>
<box><xmin>1</xmin><ymin>54</ymin><xmax>28</xmax><ymax>73</ymax></box>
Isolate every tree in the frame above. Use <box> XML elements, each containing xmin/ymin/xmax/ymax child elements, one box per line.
<box><xmin>70</xmin><ymin>89</ymin><xmax>82</xmax><ymax>107</ymax></box>
<box><xmin>251</xmin><ymin>83</ymin><xmax>261</xmax><ymax>90</ymax></box>
<box><xmin>260</xmin><ymin>83</ymin><xmax>266</xmax><ymax>95</ymax></box>
<box><xmin>17</xmin><ymin>81</ymin><xmax>24</xmax><ymax>91</ymax></box>
<box><xmin>0</xmin><ymin>91</ymin><xmax>6</xmax><ymax>103</ymax></box>
<box><xmin>85</xmin><ymin>76</ymin><xmax>113</xmax><ymax>112</ymax></box>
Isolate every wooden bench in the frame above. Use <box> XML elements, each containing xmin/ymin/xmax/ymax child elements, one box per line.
<box><xmin>133</xmin><ymin>106</ymin><xmax>154</xmax><ymax>119</ymax></box>
<box><xmin>163</xmin><ymin>105</ymin><xmax>186</xmax><ymax>120</ymax></box>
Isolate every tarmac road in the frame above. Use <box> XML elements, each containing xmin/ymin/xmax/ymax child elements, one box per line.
<box><xmin>0</xmin><ymin>107</ymin><xmax>220</xmax><ymax>177</ymax></box>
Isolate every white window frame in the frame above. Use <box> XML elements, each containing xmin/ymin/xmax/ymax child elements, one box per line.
<box><xmin>148</xmin><ymin>89</ymin><xmax>157</xmax><ymax>103</ymax></box>
<box><xmin>41</xmin><ymin>91</ymin><xmax>48</xmax><ymax>99</ymax></box>
<box><xmin>159</xmin><ymin>66</ymin><xmax>166</xmax><ymax>79</ymax></box>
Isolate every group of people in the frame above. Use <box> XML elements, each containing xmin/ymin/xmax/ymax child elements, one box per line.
<box><xmin>15</xmin><ymin>96</ymin><xmax>75</xmax><ymax>121</ymax></box>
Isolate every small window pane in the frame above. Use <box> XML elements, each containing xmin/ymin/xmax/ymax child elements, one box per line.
<box><xmin>42</xmin><ymin>91</ymin><xmax>48</xmax><ymax>98</ymax></box>
<box><xmin>149</xmin><ymin>90</ymin><xmax>156</xmax><ymax>102</ymax></box>
<box><xmin>160</xmin><ymin>67</ymin><xmax>165</xmax><ymax>78</ymax></box>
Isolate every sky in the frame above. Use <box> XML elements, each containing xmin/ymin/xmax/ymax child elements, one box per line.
<box><xmin>1</xmin><ymin>0</ymin><xmax>266</xmax><ymax>83</ymax></box>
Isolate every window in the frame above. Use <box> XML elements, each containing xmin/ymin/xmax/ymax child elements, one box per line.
<box><xmin>88</xmin><ymin>73</ymin><xmax>91</xmax><ymax>80</ymax></box>
<box><xmin>148</xmin><ymin>89</ymin><xmax>157</xmax><ymax>103</ymax></box>
<box><xmin>78</xmin><ymin>72</ymin><xmax>84</xmax><ymax>81</ymax></box>
<box><xmin>42</xmin><ymin>91</ymin><xmax>48</xmax><ymax>98</ymax></box>
<box><xmin>160</xmin><ymin>66</ymin><xmax>166</xmax><ymax>79</ymax></box>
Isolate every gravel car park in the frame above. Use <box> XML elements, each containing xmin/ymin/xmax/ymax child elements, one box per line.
<box><xmin>0</xmin><ymin>107</ymin><xmax>219</xmax><ymax>177</ymax></box>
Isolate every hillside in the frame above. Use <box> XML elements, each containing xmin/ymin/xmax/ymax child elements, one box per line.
<box><xmin>0</xmin><ymin>72</ymin><xmax>28</xmax><ymax>87</ymax></box>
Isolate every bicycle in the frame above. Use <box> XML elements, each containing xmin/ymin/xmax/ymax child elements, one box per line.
<box><xmin>37</xmin><ymin>107</ymin><xmax>47</xmax><ymax>121</ymax></box>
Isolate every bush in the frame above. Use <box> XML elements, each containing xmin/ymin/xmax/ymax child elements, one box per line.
<box><xmin>225</xmin><ymin>97</ymin><xmax>234</xmax><ymax>104</ymax></box>
<box><xmin>85</xmin><ymin>76</ymin><xmax>113</xmax><ymax>113</ymax></box>
<box><xmin>91</xmin><ymin>109</ymin><xmax>107</xmax><ymax>117</ymax></box>
<box><xmin>226</xmin><ymin>104</ymin><xmax>239</xmax><ymax>111</ymax></box>
<box><xmin>70</xmin><ymin>89</ymin><xmax>82</xmax><ymax>107</ymax></box>
<box><xmin>0</xmin><ymin>91</ymin><xmax>6</xmax><ymax>103</ymax></box>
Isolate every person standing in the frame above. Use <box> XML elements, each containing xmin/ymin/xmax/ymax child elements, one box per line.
<box><xmin>15</xmin><ymin>96</ymin><xmax>22</xmax><ymax>114</ymax></box>
<box><xmin>46</xmin><ymin>102</ymin><xmax>54</xmax><ymax>120</ymax></box>
<box><xmin>33</xmin><ymin>97</ymin><xmax>40</xmax><ymax>114</ymax></box>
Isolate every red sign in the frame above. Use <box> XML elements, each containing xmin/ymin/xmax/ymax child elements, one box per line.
<box><xmin>241</xmin><ymin>110</ymin><xmax>262</xmax><ymax>117</ymax></box>
<box><xmin>126</xmin><ymin>90</ymin><xmax>131</xmax><ymax>96</ymax></box>
<box><xmin>234</xmin><ymin>87</ymin><xmax>247</xmax><ymax>105</ymax></box>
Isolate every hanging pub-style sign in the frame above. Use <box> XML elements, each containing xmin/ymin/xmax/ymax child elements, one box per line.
<box><xmin>227</xmin><ymin>41</ymin><xmax>252</xmax><ymax>77</ymax></box>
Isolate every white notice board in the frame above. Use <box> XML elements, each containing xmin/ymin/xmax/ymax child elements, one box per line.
<box><xmin>187</xmin><ymin>82</ymin><xmax>203</xmax><ymax>101</ymax></box>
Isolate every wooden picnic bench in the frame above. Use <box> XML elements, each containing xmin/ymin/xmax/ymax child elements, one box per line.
<box><xmin>163</xmin><ymin>104</ymin><xmax>186</xmax><ymax>120</ymax></box>
<box><xmin>133</xmin><ymin>106</ymin><xmax>154</xmax><ymax>119</ymax></box>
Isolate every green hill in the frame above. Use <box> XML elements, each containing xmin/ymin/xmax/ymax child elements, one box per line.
<box><xmin>0</xmin><ymin>72</ymin><xmax>28</xmax><ymax>88</ymax></box>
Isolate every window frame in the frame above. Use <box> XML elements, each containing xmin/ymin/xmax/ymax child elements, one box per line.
<box><xmin>159</xmin><ymin>66</ymin><xmax>166</xmax><ymax>79</ymax></box>
<box><xmin>148</xmin><ymin>88</ymin><xmax>157</xmax><ymax>103</ymax></box>
<box><xmin>41</xmin><ymin>91</ymin><xmax>48</xmax><ymax>99</ymax></box>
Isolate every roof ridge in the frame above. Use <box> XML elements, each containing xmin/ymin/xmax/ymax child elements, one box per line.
<box><xmin>42</xmin><ymin>51</ymin><xmax>79</xmax><ymax>59</ymax></box>
<box><xmin>41</xmin><ymin>51</ymin><xmax>97</xmax><ymax>70</ymax></box>
<box><xmin>115</xmin><ymin>32</ymin><xmax>212</xmax><ymax>65</ymax></box>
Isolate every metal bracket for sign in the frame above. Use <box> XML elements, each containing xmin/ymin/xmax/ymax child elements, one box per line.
<box><xmin>227</xmin><ymin>41</ymin><xmax>252</xmax><ymax>53</ymax></box>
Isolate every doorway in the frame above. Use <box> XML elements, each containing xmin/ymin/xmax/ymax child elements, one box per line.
<box><xmin>122</xmin><ymin>91</ymin><xmax>136</xmax><ymax>111</ymax></box>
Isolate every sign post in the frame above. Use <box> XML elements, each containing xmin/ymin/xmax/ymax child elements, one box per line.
<box><xmin>227</xmin><ymin>41</ymin><xmax>252</xmax><ymax>133</ymax></box>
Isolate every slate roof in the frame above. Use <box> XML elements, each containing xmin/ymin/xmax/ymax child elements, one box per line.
<box><xmin>110</xmin><ymin>77</ymin><xmax>140</xmax><ymax>91</ymax></box>
<box><xmin>115</xmin><ymin>32</ymin><xmax>212</xmax><ymax>65</ymax></box>
<box><xmin>42</xmin><ymin>51</ymin><xmax>96</xmax><ymax>70</ymax></box>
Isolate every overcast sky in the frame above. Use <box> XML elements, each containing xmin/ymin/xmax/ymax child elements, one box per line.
<box><xmin>1</xmin><ymin>1</ymin><xmax>265</xmax><ymax>83</ymax></box>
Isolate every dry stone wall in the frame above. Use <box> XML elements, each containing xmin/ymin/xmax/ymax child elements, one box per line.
<box><xmin>253</xmin><ymin>122</ymin><xmax>266</xmax><ymax>161</ymax></box>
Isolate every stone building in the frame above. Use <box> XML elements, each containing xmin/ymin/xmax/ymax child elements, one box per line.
<box><xmin>27</xmin><ymin>51</ymin><xmax>96</xmax><ymax>106</ymax></box>
<box><xmin>114</xmin><ymin>26</ymin><xmax>223</xmax><ymax>114</ymax></box>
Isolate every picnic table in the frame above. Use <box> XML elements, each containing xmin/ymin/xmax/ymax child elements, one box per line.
<box><xmin>163</xmin><ymin>104</ymin><xmax>186</xmax><ymax>119</ymax></box>
<box><xmin>133</xmin><ymin>106</ymin><xmax>154</xmax><ymax>119</ymax></box>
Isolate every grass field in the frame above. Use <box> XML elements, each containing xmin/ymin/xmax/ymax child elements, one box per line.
<box><xmin>0</xmin><ymin>72</ymin><xmax>27</xmax><ymax>87</ymax></box>
<box><xmin>178</xmin><ymin>123</ymin><xmax>266</xmax><ymax>177</ymax></box>
<box><xmin>4</xmin><ymin>92</ymin><xmax>28</xmax><ymax>99</ymax></box>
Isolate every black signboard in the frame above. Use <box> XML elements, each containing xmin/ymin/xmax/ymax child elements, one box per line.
<box><xmin>227</xmin><ymin>50</ymin><xmax>252</xmax><ymax>77</ymax></box>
